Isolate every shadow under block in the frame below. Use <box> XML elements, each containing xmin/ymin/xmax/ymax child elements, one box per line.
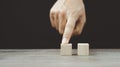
<box><xmin>60</xmin><ymin>43</ymin><xmax>72</xmax><ymax>56</ymax></box>
<box><xmin>77</xmin><ymin>43</ymin><xmax>89</xmax><ymax>56</ymax></box>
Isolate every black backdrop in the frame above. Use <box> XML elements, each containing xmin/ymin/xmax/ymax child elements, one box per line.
<box><xmin>0</xmin><ymin>0</ymin><xmax>120</xmax><ymax>49</ymax></box>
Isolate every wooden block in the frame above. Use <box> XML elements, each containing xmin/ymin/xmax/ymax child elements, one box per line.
<box><xmin>77</xmin><ymin>43</ymin><xmax>89</xmax><ymax>56</ymax></box>
<box><xmin>60</xmin><ymin>43</ymin><xmax>72</xmax><ymax>56</ymax></box>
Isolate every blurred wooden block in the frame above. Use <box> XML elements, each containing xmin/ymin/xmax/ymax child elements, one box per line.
<box><xmin>77</xmin><ymin>43</ymin><xmax>89</xmax><ymax>56</ymax></box>
<box><xmin>60</xmin><ymin>43</ymin><xmax>72</xmax><ymax>56</ymax></box>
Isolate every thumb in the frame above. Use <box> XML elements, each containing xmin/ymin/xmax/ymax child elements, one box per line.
<box><xmin>61</xmin><ymin>16</ymin><xmax>76</xmax><ymax>44</ymax></box>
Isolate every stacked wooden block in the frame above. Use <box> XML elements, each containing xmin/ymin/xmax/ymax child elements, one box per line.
<box><xmin>60</xmin><ymin>43</ymin><xmax>89</xmax><ymax>56</ymax></box>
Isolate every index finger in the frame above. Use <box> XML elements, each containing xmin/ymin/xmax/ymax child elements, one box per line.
<box><xmin>61</xmin><ymin>16</ymin><xmax>76</xmax><ymax>44</ymax></box>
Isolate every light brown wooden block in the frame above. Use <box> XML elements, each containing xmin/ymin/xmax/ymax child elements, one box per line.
<box><xmin>60</xmin><ymin>43</ymin><xmax>72</xmax><ymax>56</ymax></box>
<box><xmin>77</xmin><ymin>43</ymin><xmax>89</xmax><ymax>56</ymax></box>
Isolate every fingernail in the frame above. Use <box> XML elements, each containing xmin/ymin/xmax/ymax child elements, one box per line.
<box><xmin>62</xmin><ymin>38</ymin><xmax>68</xmax><ymax>44</ymax></box>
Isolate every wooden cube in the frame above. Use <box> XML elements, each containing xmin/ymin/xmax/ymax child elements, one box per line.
<box><xmin>77</xmin><ymin>43</ymin><xmax>89</xmax><ymax>56</ymax></box>
<box><xmin>60</xmin><ymin>43</ymin><xmax>72</xmax><ymax>56</ymax></box>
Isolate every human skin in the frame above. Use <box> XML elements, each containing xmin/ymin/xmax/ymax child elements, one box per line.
<box><xmin>50</xmin><ymin>0</ymin><xmax>86</xmax><ymax>44</ymax></box>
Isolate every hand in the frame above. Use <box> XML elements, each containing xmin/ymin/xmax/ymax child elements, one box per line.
<box><xmin>50</xmin><ymin>0</ymin><xmax>86</xmax><ymax>44</ymax></box>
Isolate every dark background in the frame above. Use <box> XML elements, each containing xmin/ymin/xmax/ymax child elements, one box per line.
<box><xmin>0</xmin><ymin>0</ymin><xmax>120</xmax><ymax>49</ymax></box>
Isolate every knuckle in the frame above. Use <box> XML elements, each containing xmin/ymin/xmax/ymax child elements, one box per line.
<box><xmin>59</xmin><ymin>29</ymin><xmax>63</xmax><ymax>35</ymax></box>
<box><xmin>50</xmin><ymin>8</ymin><xmax>54</xmax><ymax>13</ymax></box>
<box><xmin>74</xmin><ymin>29</ymin><xmax>82</xmax><ymax>35</ymax></box>
<box><xmin>59</xmin><ymin>26</ymin><xmax>64</xmax><ymax>34</ymax></box>
<box><xmin>78</xmin><ymin>30</ymin><xmax>82</xmax><ymax>35</ymax></box>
